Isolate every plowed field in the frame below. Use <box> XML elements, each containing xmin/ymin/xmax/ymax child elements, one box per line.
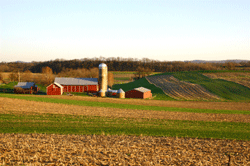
<box><xmin>1</xmin><ymin>97</ymin><xmax>250</xmax><ymax>123</ymax></box>
<box><xmin>146</xmin><ymin>75</ymin><xmax>220</xmax><ymax>100</ymax></box>
<box><xmin>204</xmin><ymin>72</ymin><xmax>250</xmax><ymax>89</ymax></box>
<box><xmin>0</xmin><ymin>133</ymin><xmax>249</xmax><ymax>165</ymax></box>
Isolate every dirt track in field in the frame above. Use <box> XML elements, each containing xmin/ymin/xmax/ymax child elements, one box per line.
<box><xmin>25</xmin><ymin>94</ymin><xmax>250</xmax><ymax>111</ymax></box>
<box><xmin>1</xmin><ymin>97</ymin><xmax>250</xmax><ymax>123</ymax></box>
<box><xmin>146</xmin><ymin>75</ymin><xmax>220</xmax><ymax>101</ymax></box>
<box><xmin>204</xmin><ymin>72</ymin><xmax>250</xmax><ymax>89</ymax></box>
<box><xmin>0</xmin><ymin>133</ymin><xmax>249</xmax><ymax>165</ymax></box>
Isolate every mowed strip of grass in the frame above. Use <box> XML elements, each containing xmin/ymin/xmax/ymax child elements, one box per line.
<box><xmin>0</xmin><ymin>94</ymin><xmax>250</xmax><ymax>114</ymax></box>
<box><xmin>0</xmin><ymin>113</ymin><xmax>249</xmax><ymax>140</ymax></box>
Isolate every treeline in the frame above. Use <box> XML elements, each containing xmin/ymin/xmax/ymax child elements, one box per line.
<box><xmin>0</xmin><ymin>57</ymin><xmax>250</xmax><ymax>73</ymax></box>
<box><xmin>0</xmin><ymin>66</ymin><xmax>115</xmax><ymax>87</ymax></box>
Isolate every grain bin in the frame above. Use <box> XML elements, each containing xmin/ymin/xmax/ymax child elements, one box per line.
<box><xmin>99</xmin><ymin>89</ymin><xmax>105</xmax><ymax>97</ymax></box>
<box><xmin>98</xmin><ymin>63</ymin><xmax>108</xmax><ymax>96</ymax></box>
<box><xmin>116</xmin><ymin>88</ymin><xmax>125</xmax><ymax>98</ymax></box>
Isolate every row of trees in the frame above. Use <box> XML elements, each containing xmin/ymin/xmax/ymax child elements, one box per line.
<box><xmin>1</xmin><ymin>58</ymin><xmax>249</xmax><ymax>74</ymax></box>
<box><xmin>0</xmin><ymin>66</ymin><xmax>115</xmax><ymax>87</ymax></box>
<box><xmin>0</xmin><ymin>67</ymin><xmax>55</xmax><ymax>86</ymax></box>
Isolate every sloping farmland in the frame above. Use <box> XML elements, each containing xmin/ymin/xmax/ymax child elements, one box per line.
<box><xmin>203</xmin><ymin>72</ymin><xmax>250</xmax><ymax>89</ymax></box>
<box><xmin>146</xmin><ymin>75</ymin><xmax>220</xmax><ymax>101</ymax></box>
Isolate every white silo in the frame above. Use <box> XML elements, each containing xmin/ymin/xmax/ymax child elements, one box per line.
<box><xmin>98</xmin><ymin>63</ymin><xmax>108</xmax><ymax>96</ymax></box>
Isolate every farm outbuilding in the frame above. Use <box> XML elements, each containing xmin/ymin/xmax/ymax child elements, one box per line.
<box><xmin>125</xmin><ymin>87</ymin><xmax>152</xmax><ymax>99</ymax></box>
<box><xmin>46</xmin><ymin>82</ymin><xmax>63</xmax><ymax>95</ymax></box>
<box><xmin>14</xmin><ymin>82</ymin><xmax>39</xmax><ymax>94</ymax></box>
<box><xmin>54</xmin><ymin>77</ymin><xmax>99</xmax><ymax>93</ymax></box>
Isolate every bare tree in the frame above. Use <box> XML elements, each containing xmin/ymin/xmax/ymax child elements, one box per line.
<box><xmin>9</xmin><ymin>72</ymin><xmax>18</xmax><ymax>82</ymax></box>
<box><xmin>89</xmin><ymin>67</ymin><xmax>99</xmax><ymax>78</ymax></box>
<box><xmin>134</xmin><ymin>66</ymin><xmax>154</xmax><ymax>79</ymax></box>
<box><xmin>22</xmin><ymin>70</ymin><xmax>33</xmax><ymax>82</ymax></box>
<box><xmin>108</xmin><ymin>72</ymin><xmax>114</xmax><ymax>88</ymax></box>
<box><xmin>0</xmin><ymin>73</ymin><xmax>3</xmax><ymax>82</ymax></box>
<box><xmin>41</xmin><ymin>66</ymin><xmax>54</xmax><ymax>86</ymax></box>
<box><xmin>225</xmin><ymin>62</ymin><xmax>236</xmax><ymax>70</ymax></box>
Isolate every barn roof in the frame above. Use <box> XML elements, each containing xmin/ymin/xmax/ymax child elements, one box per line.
<box><xmin>55</xmin><ymin>77</ymin><xmax>98</xmax><ymax>85</ymax></box>
<box><xmin>134</xmin><ymin>87</ymin><xmax>151</xmax><ymax>93</ymax></box>
<box><xmin>14</xmin><ymin>82</ymin><xmax>35</xmax><ymax>89</ymax></box>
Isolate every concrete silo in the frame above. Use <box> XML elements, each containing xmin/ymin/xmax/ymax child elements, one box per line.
<box><xmin>98</xmin><ymin>63</ymin><xmax>108</xmax><ymax>96</ymax></box>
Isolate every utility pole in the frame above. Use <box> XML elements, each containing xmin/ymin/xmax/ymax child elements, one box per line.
<box><xmin>18</xmin><ymin>70</ymin><xmax>20</xmax><ymax>82</ymax></box>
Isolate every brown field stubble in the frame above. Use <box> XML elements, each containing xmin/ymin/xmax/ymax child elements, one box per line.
<box><xmin>0</xmin><ymin>97</ymin><xmax>250</xmax><ymax>123</ymax></box>
<box><xmin>204</xmin><ymin>72</ymin><xmax>250</xmax><ymax>89</ymax></box>
<box><xmin>0</xmin><ymin>133</ymin><xmax>249</xmax><ymax>165</ymax></box>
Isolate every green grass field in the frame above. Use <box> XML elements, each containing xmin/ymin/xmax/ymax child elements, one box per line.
<box><xmin>0</xmin><ymin>112</ymin><xmax>249</xmax><ymax>140</ymax></box>
<box><xmin>1</xmin><ymin>93</ymin><xmax>250</xmax><ymax>140</ymax></box>
<box><xmin>0</xmin><ymin>81</ymin><xmax>18</xmax><ymax>89</ymax></box>
<box><xmin>114</xmin><ymin>77</ymin><xmax>131</xmax><ymax>80</ymax></box>
<box><xmin>1</xmin><ymin>94</ymin><xmax>249</xmax><ymax>114</ymax></box>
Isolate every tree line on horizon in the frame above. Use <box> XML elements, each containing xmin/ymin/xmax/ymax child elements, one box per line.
<box><xmin>0</xmin><ymin>57</ymin><xmax>249</xmax><ymax>74</ymax></box>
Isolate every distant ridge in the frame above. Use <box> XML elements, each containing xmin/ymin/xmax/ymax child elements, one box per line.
<box><xmin>185</xmin><ymin>60</ymin><xmax>249</xmax><ymax>63</ymax></box>
<box><xmin>14</xmin><ymin>61</ymin><xmax>29</xmax><ymax>63</ymax></box>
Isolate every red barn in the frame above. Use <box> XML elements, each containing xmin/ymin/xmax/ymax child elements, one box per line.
<box><xmin>46</xmin><ymin>82</ymin><xmax>63</xmax><ymax>95</ymax></box>
<box><xmin>125</xmin><ymin>87</ymin><xmax>152</xmax><ymax>99</ymax></box>
<box><xmin>54</xmin><ymin>77</ymin><xmax>99</xmax><ymax>94</ymax></box>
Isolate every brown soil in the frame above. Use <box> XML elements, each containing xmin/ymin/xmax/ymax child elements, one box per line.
<box><xmin>204</xmin><ymin>72</ymin><xmax>250</xmax><ymax>89</ymax></box>
<box><xmin>0</xmin><ymin>133</ymin><xmax>249</xmax><ymax>165</ymax></box>
<box><xmin>146</xmin><ymin>75</ymin><xmax>220</xmax><ymax>101</ymax></box>
<box><xmin>26</xmin><ymin>92</ymin><xmax>250</xmax><ymax>111</ymax></box>
<box><xmin>1</xmin><ymin>97</ymin><xmax>250</xmax><ymax>123</ymax></box>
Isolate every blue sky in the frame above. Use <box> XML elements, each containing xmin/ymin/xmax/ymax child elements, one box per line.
<box><xmin>1</xmin><ymin>0</ymin><xmax>249</xmax><ymax>62</ymax></box>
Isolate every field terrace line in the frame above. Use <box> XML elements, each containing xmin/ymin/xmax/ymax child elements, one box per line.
<box><xmin>12</xmin><ymin>94</ymin><xmax>250</xmax><ymax>111</ymax></box>
<box><xmin>1</xmin><ymin>97</ymin><xmax>250</xmax><ymax>123</ymax></box>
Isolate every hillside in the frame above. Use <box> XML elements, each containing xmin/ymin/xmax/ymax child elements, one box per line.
<box><xmin>146</xmin><ymin>75</ymin><xmax>220</xmax><ymax>101</ymax></box>
<box><xmin>113</xmin><ymin>71</ymin><xmax>250</xmax><ymax>102</ymax></box>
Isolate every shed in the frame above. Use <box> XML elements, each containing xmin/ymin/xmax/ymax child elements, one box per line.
<box><xmin>54</xmin><ymin>77</ymin><xmax>99</xmax><ymax>93</ymax></box>
<box><xmin>14</xmin><ymin>82</ymin><xmax>39</xmax><ymax>94</ymax></box>
<box><xmin>125</xmin><ymin>87</ymin><xmax>152</xmax><ymax>99</ymax></box>
<box><xmin>46</xmin><ymin>82</ymin><xmax>63</xmax><ymax>95</ymax></box>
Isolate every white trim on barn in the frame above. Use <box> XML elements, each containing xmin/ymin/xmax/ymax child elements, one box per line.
<box><xmin>46</xmin><ymin>82</ymin><xmax>64</xmax><ymax>95</ymax></box>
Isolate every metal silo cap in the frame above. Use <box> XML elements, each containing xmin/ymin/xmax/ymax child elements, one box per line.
<box><xmin>99</xmin><ymin>63</ymin><xmax>107</xmax><ymax>68</ymax></box>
